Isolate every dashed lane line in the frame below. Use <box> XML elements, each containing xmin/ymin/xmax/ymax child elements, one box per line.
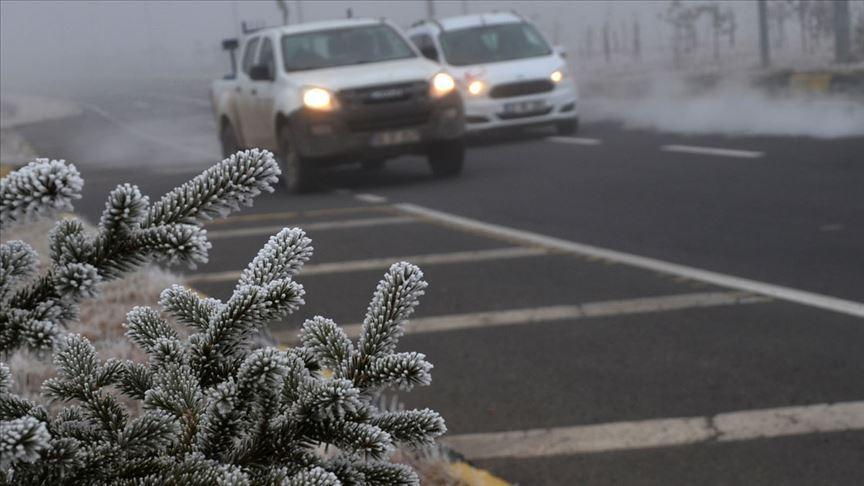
<box><xmin>444</xmin><ymin>401</ymin><xmax>864</xmax><ymax>460</ymax></box>
<box><xmin>186</xmin><ymin>247</ymin><xmax>547</xmax><ymax>285</ymax></box>
<box><xmin>207</xmin><ymin>216</ymin><xmax>416</xmax><ymax>240</ymax></box>
<box><xmin>272</xmin><ymin>291</ymin><xmax>767</xmax><ymax>343</ymax></box>
<box><xmin>355</xmin><ymin>193</ymin><xmax>388</xmax><ymax>203</ymax></box>
<box><xmin>546</xmin><ymin>136</ymin><xmax>603</xmax><ymax>145</ymax></box>
<box><xmin>662</xmin><ymin>144</ymin><xmax>764</xmax><ymax>159</ymax></box>
<box><xmin>395</xmin><ymin>203</ymin><xmax>864</xmax><ymax>318</ymax></box>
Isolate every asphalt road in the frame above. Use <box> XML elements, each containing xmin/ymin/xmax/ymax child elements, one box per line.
<box><xmin>15</xmin><ymin>79</ymin><xmax>864</xmax><ymax>485</ymax></box>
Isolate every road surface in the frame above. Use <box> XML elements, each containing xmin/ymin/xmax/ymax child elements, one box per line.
<box><xmin>16</xmin><ymin>78</ymin><xmax>864</xmax><ymax>485</ymax></box>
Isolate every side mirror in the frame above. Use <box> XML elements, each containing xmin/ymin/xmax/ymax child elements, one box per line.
<box><xmin>248</xmin><ymin>64</ymin><xmax>273</xmax><ymax>81</ymax></box>
<box><xmin>554</xmin><ymin>45</ymin><xmax>568</xmax><ymax>59</ymax></box>
<box><xmin>420</xmin><ymin>45</ymin><xmax>439</xmax><ymax>62</ymax></box>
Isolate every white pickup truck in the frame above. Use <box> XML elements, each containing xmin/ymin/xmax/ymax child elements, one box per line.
<box><xmin>211</xmin><ymin>18</ymin><xmax>465</xmax><ymax>192</ymax></box>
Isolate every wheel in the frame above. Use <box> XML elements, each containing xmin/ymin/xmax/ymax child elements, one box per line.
<box><xmin>278</xmin><ymin>125</ymin><xmax>317</xmax><ymax>193</ymax></box>
<box><xmin>555</xmin><ymin>118</ymin><xmax>579</xmax><ymax>136</ymax></box>
<box><xmin>361</xmin><ymin>158</ymin><xmax>386</xmax><ymax>172</ymax></box>
<box><xmin>220</xmin><ymin>120</ymin><xmax>240</xmax><ymax>158</ymax></box>
<box><xmin>427</xmin><ymin>138</ymin><xmax>465</xmax><ymax>177</ymax></box>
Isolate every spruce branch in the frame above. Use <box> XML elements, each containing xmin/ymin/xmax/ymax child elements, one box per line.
<box><xmin>0</xmin><ymin>158</ymin><xmax>83</xmax><ymax>231</ymax></box>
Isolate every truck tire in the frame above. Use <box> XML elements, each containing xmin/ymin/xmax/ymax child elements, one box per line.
<box><xmin>361</xmin><ymin>159</ymin><xmax>386</xmax><ymax>172</ymax></box>
<box><xmin>427</xmin><ymin>138</ymin><xmax>465</xmax><ymax>177</ymax></box>
<box><xmin>220</xmin><ymin>121</ymin><xmax>240</xmax><ymax>158</ymax></box>
<box><xmin>555</xmin><ymin>118</ymin><xmax>579</xmax><ymax>136</ymax></box>
<box><xmin>278</xmin><ymin>125</ymin><xmax>317</xmax><ymax>193</ymax></box>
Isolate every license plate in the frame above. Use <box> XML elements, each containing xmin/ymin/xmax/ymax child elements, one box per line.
<box><xmin>370</xmin><ymin>129</ymin><xmax>421</xmax><ymax>147</ymax></box>
<box><xmin>502</xmin><ymin>100</ymin><xmax>548</xmax><ymax>114</ymax></box>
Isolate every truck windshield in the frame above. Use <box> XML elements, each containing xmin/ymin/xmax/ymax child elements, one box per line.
<box><xmin>439</xmin><ymin>23</ymin><xmax>552</xmax><ymax>66</ymax></box>
<box><xmin>282</xmin><ymin>24</ymin><xmax>416</xmax><ymax>72</ymax></box>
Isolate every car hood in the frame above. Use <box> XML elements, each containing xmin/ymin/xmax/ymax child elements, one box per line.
<box><xmin>447</xmin><ymin>55</ymin><xmax>564</xmax><ymax>85</ymax></box>
<box><xmin>286</xmin><ymin>57</ymin><xmax>442</xmax><ymax>90</ymax></box>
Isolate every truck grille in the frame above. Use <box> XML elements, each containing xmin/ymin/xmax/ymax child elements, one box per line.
<box><xmin>338</xmin><ymin>80</ymin><xmax>431</xmax><ymax>132</ymax></box>
<box><xmin>489</xmin><ymin>79</ymin><xmax>554</xmax><ymax>99</ymax></box>
<box><xmin>338</xmin><ymin>81</ymin><xmax>429</xmax><ymax>107</ymax></box>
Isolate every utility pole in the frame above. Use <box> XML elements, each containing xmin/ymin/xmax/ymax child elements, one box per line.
<box><xmin>757</xmin><ymin>0</ymin><xmax>770</xmax><ymax>67</ymax></box>
<box><xmin>426</xmin><ymin>0</ymin><xmax>435</xmax><ymax>19</ymax></box>
<box><xmin>833</xmin><ymin>0</ymin><xmax>852</xmax><ymax>63</ymax></box>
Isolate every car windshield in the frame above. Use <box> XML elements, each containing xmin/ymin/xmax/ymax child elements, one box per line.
<box><xmin>439</xmin><ymin>22</ymin><xmax>552</xmax><ymax>66</ymax></box>
<box><xmin>281</xmin><ymin>24</ymin><xmax>416</xmax><ymax>72</ymax></box>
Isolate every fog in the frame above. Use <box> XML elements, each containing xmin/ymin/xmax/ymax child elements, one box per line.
<box><xmin>2</xmin><ymin>0</ymin><xmax>863</xmax><ymax>139</ymax></box>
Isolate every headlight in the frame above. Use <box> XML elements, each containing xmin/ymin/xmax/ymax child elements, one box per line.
<box><xmin>431</xmin><ymin>72</ymin><xmax>456</xmax><ymax>97</ymax></box>
<box><xmin>302</xmin><ymin>87</ymin><xmax>337</xmax><ymax>111</ymax></box>
<box><xmin>550</xmin><ymin>70</ymin><xmax>564</xmax><ymax>83</ymax></box>
<box><xmin>467</xmin><ymin>80</ymin><xmax>484</xmax><ymax>95</ymax></box>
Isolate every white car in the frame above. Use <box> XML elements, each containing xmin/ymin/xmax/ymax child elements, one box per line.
<box><xmin>211</xmin><ymin>19</ymin><xmax>465</xmax><ymax>192</ymax></box>
<box><xmin>406</xmin><ymin>12</ymin><xmax>579</xmax><ymax>135</ymax></box>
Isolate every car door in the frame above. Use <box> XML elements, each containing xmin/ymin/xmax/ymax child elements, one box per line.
<box><xmin>236</xmin><ymin>36</ymin><xmax>260</xmax><ymax>146</ymax></box>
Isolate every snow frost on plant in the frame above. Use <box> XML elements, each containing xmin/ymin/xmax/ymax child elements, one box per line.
<box><xmin>0</xmin><ymin>150</ymin><xmax>280</xmax><ymax>353</ymax></box>
<box><xmin>0</xmin><ymin>152</ymin><xmax>446</xmax><ymax>484</ymax></box>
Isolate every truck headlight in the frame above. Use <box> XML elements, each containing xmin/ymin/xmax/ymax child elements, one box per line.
<box><xmin>467</xmin><ymin>80</ymin><xmax>484</xmax><ymax>95</ymax></box>
<box><xmin>431</xmin><ymin>72</ymin><xmax>456</xmax><ymax>97</ymax></box>
<box><xmin>302</xmin><ymin>87</ymin><xmax>337</xmax><ymax>111</ymax></box>
<box><xmin>550</xmin><ymin>70</ymin><xmax>564</xmax><ymax>83</ymax></box>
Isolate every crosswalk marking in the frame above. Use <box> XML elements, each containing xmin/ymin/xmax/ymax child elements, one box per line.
<box><xmin>273</xmin><ymin>291</ymin><xmax>766</xmax><ymax>343</ymax></box>
<box><xmin>186</xmin><ymin>247</ymin><xmax>546</xmax><ymax>285</ymax></box>
<box><xmin>207</xmin><ymin>216</ymin><xmax>416</xmax><ymax>240</ymax></box>
<box><xmin>444</xmin><ymin>401</ymin><xmax>864</xmax><ymax>460</ymax></box>
<box><xmin>662</xmin><ymin>144</ymin><xmax>764</xmax><ymax>159</ymax></box>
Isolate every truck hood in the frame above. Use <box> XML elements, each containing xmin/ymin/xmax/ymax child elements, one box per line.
<box><xmin>447</xmin><ymin>55</ymin><xmax>565</xmax><ymax>85</ymax></box>
<box><xmin>287</xmin><ymin>57</ymin><xmax>442</xmax><ymax>90</ymax></box>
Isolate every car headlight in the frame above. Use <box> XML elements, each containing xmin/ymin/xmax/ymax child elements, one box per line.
<box><xmin>550</xmin><ymin>70</ymin><xmax>565</xmax><ymax>83</ymax></box>
<box><xmin>431</xmin><ymin>72</ymin><xmax>456</xmax><ymax>97</ymax></box>
<box><xmin>302</xmin><ymin>87</ymin><xmax>337</xmax><ymax>111</ymax></box>
<box><xmin>467</xmin><ymin>80</ymin><xmax>484</xmax><ymax>95</ymax></box>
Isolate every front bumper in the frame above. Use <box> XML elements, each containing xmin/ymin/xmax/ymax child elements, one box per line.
<box><xmin>462</xmin><ymin>81</ymin><xmax>578</xmax><ymax>132</ymax></box>
<box><xmin>289</xmin><ymin>92</ymin><xmax>464</xmax><ymax>162</ymax></box>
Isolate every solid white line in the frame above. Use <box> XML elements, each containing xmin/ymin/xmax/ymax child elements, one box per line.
<box><xmin>546</xmin><ymin>136</ymin><xmax>602</xmax><ymax>146</ymax></box>
<box><xmin>662</xmin><ymin>144</ymin><xmax>764</xmax><ymax>159</ymax></box>
<box><xmin>395</xmin><ymin>203</ymin><xmax>864</xmax><ymax>318</ymax></box>
<box><xmin>355</xmin><ymin>193</ymin><xmax>388</xmax><ymax>203</ymax></box>
<box><xmin>273</xmin><ymin>291</ymin><xmax>766</xmax><ymax>343</ymax></box>
<box><xmin>444</xmin><ymin>401</ymin><xmax>864</xmax><ymax>460</ymax></box>
<box><xmin>142</xmin><ymin>92</ymin><xmax>212</xmax><ymax>108</ymax></box>
<box><xmin>207</xmin><ymin>216</ymin><xmax>416</xmax><ymax>240</ymax></box>
<box><xmin>187</xmin><ymin>247</ymin><xmax>546</xmax><ymax>284</ymax></box>
<box><xmin>82</xmin><ymin>103</ymin><xmax>215</xmax><ymax>160</ymax></box>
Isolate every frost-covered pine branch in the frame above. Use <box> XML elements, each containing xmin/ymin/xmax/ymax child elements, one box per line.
<box><xmin>0</xmin><ymin>150</ymin><xmax>280</xmax><ymax>353</ymax></box>
<box><xmin>1</xmin><ymin>225</ymin><xmax>445</xmax><ymax>484</ymax></box>
<box><xmin>0</xmin><ymin>158</ymin><xmax>83</xmax><ymax>231</ymax></box>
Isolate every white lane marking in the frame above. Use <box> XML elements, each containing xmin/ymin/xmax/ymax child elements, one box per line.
<box><xmin>207</xmin><ymin>216</ymin><xmax>416</xmax><ymax>240</ymax></box>
<box><xmin>82</xmin><ymin>103</ymin><xmax>215</xmax><ymax>160</ymax></box>
<box><xmin>444</xmin><ymin>401</ymin><xmax>864</xmax><ymax>460</ymax></box>
<box><xmin>273</xmin><ymin>291</ymin><xmax>767</xmax><ymax>343</ymax></box>
<box><xmin>662</xmin><ymin>144</ymin><xmax>764</xmax><ymax>159</ymax></box>
<box><xmin>546</xmin><ymin>136</ymin><xmax>602</xmax><ymax>146</ymax></box>
<box><xmin>141</xmin><ymin>92</ymin><xmax>212</xmax><ymax>108</ymax></box>
<box><xmin>187</xmin><ymin>247</ymin><xmax>546</xmax><ymax>284</ymax></box>
<box><xmin>395</xmin><ymin>203</ymin><xmax>864</xmax><ymax>318</ymax></box>
<box><xmin>355</xmin><ymin>193</ymin><xmax>388</xmax><ymax>203</ymax></box>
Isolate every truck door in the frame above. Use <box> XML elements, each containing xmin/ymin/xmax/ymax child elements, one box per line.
<box><xmin>236</xmin><ymin>37</ymin><xmax>260</xmax><ymax>146</ymax></box>
<box><xmin>251</xmin><ymin>37</ymin><xmax>278</xmax><ymax>152</ymax></box>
